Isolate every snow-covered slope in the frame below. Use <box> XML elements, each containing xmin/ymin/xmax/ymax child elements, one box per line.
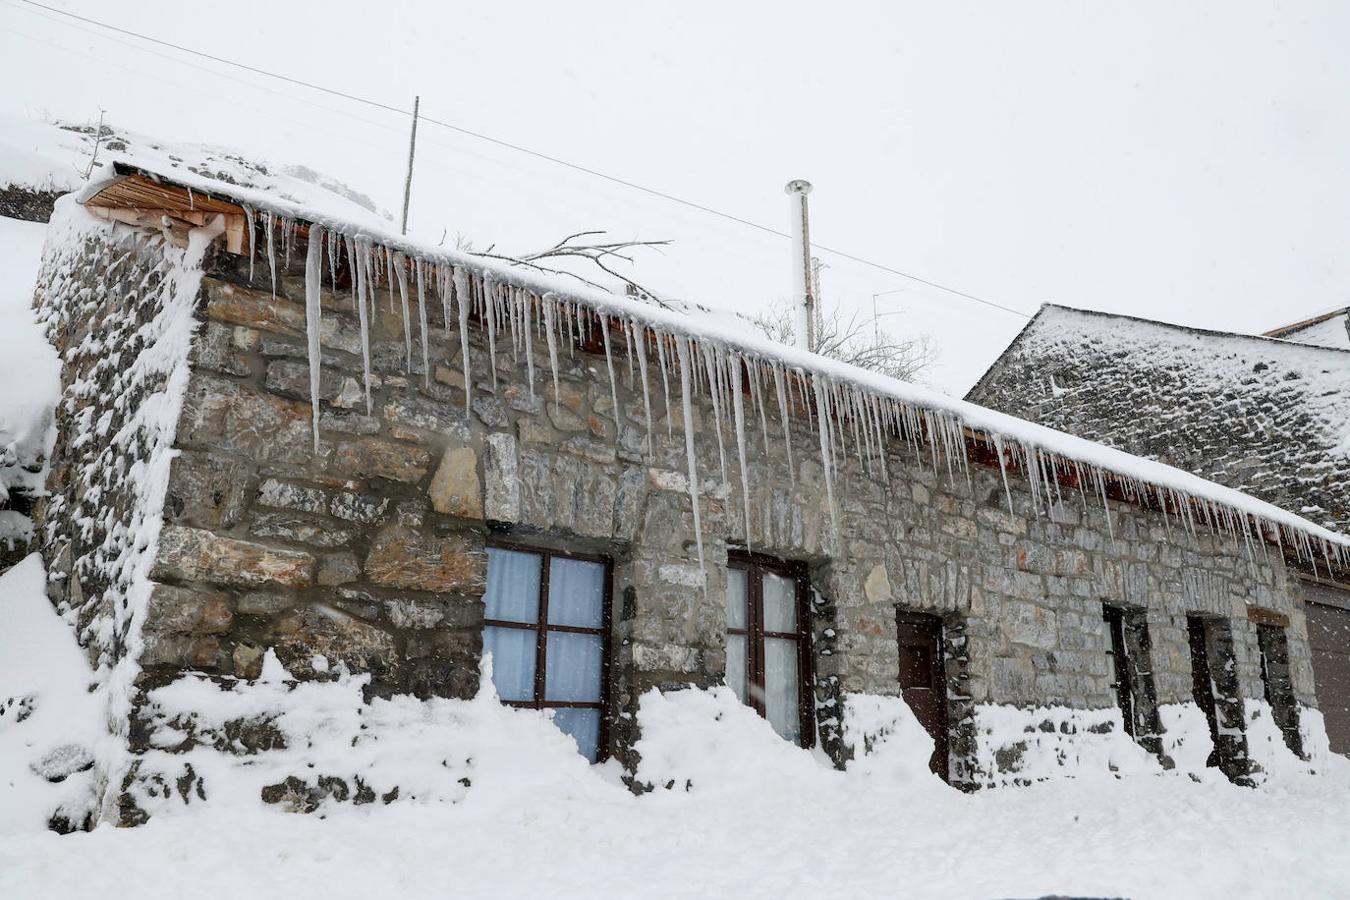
<box><xmin>0</xmin><ymin>215</ymin><xmax>59</xmax><ymax>550</ymax></box>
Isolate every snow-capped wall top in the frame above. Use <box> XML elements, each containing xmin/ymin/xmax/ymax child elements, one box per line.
<box><xmin>71</xmin><ymin>151</ymin><xmax>1350</xmax><ymax>565</ymax></box>
<box><xmin>1266</xmin><ymin>307</ymin><xmax>1350</xmax><ymax>351</ymax></box>
<box><xmin>968</xmin><ymin>303</ymin><xmax>1350</xmax><ymax>535</ymax></box>
<box><xmin>0</xmin><ymin>115</ymin><xmax>389</xmax><ymax>227</ymax></box>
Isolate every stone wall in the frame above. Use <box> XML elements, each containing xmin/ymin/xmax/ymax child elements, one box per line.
<box><xmin>38</xmin><ymin>222</ymin><xmax>1325</xmax><ymax>803</ymax></box>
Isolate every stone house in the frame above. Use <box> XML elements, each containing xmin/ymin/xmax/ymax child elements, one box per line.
<box><xmin>28</xmin><ymin>161</ymin><xmax>1350</xmax><ymax>823</ymax></box>
<box><xmin>968</xmin><ymin>303</ymin><xmax>1350</xmax><ymax>752</ymax></box>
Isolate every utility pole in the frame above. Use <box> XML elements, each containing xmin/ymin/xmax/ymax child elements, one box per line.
<box><xmin>871</xmin><ymin>287</ymin><xmax>907</xmax><ymax>343</ymax></box>
<box><xmin>400</xmin><ymin>95</ymin><xmax>420</xmax><ymax>236</ymax></box>
<box><xmin>785</xmin><ymin>179</ymin><xmax>815</xmax><ymax>352</ymax></box>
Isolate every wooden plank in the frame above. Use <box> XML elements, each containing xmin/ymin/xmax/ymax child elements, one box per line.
<box><xmin>1247</xmin><ymin>606</ymin><xmax>1291</xmax><ymax>628</ymax></box>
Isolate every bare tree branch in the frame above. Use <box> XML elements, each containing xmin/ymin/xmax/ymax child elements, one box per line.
<box><xmin>753</xmin><ymin>296</ymin><xmax>938</xmax><ymax>384</ymax></box>
<box><xmin>464</xmin><ymin>231</ymin><xmax>674</xmax><ymax>309</ymax></box>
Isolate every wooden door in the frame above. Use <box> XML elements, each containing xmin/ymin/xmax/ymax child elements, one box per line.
<box><xmin>1303</xmin><ymin>584</ymin><xmax>1350</xmax><ymax>754</ymax></box>
<box><xmin>896</xmin><ymin>611</ymin><xmax>948</xmax><ymax>779</ymax></box>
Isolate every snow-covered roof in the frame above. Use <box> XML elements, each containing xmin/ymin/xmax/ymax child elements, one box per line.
<box><xmin>969</xmin><ymin>303</ymin><xmax>1350</xmax><ymax>538</ymax></box>
<box><xmin>0</xmin><ymin>116</ymin><xmax>389</xmax><ymax>227</ymax></box>
<box><xmin>1265</xmin><ymin>307</ymin><xmax>1350</xmax><ymax>351</ymax></box>
<box><xmin>66</xmin><ymin>145</ymin><xmax>1350</xmax><ymax>568</ymax></box>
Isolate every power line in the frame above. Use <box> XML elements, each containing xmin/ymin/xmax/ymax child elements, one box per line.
<box><xmin>12</xmin><ymin>0</ymin><xmax>1033</xmax><ymax>320</ymax></box>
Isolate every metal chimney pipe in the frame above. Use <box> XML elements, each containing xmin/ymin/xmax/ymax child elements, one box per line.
<box><xmin>785</xmin><ymin>179</ymin><xmax>815</xmax><ymax>351</ymax></box>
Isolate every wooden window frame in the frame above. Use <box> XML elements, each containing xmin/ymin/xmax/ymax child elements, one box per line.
<box><xmin>483</xmin><ymin>541</ymin><xmax>614</xmax><ymax>761</ymax></box>
<box><xmin>726</xmin><ymin>551</ymin><xmax>815</xmax><ymax>748</ymax></box>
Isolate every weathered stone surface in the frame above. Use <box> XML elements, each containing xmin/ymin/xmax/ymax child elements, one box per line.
<box><xmin>330</xmin><ymin>491</ymin><xmax>389</xmax><ymax>524</ymax></box>
<box><xmin>264</xmin><ymin>359</ymin><xmax>348</xmax><ymax>403</ymax></box>
<box><xmin>483</xmin><ymin>432</ymin><xmax>519</xmax><ymax>521</ymax></box>
<box><xmin>178</xmin><ymin>374</ymin><xmax>314</xmax><ymax>464</ymax></box>
<box><xmin>316</xmin><ymin>552</ymin><xmax>360</xmax><ymax>586</ymax></box>
<box><xmin>386</xmin><ymin>596</ymin><xmax>483</xmax><ymax>630</ymax></box>
<box><xmin>363</xmin><ymin>526</ymin><xmax>485</xmax><ymax>593</ymax></box>
<box><xmin>139</xmin><ymin>633</ymin><xmax>227</xmax><ymax>670</ymax></box>
<box><xmin>331</xmin><ymin>440</ymin><xmax>430</xmax><ymax>484</ymax></box>
<box><xmin>205</xmin><ymin>280</ymin><xmax>361</xmax><ymax>354</ymax></box>
<box><xmin>256</xmin><ymin>478</ymin><xmax>327</xmax><ymax>515</ymax></box>
<box><xmin>385</xmin><ymin>395</ymin><xmax>469</xmax><ymax>434</ymax></box>
<box><xmin>165</xmin><ymin>452</ymin><xmax>251</xmax><ymax>529</ymax></box>
<box><xmin>250</xmin><ymin>511</ymin><xmax>353</xmax><ymax>549</ymax></box>
<box><xmin>152</xmin><ymin>525</ymin><xmax>314</xmax><ymax>589</ymax></box>
<box><xmin>428</xmin><ymin>447</ymin><xmax>482</xmax><ymax>519</ymax></box>
<box><xmin>232</xmin><ymin>643</ymin><xmax>265</xmax><ymax>679</ymax></box>
<box><xmin>236</xmin><ymin>591</ymin><xmax>293</xmax><ymax>616</ymax></box>
<box><xmin>143</xmin><ymin>584</ymin><xmax>233</xmax><ymax>635</ymax></box>
<box><xmin>271</xmin><ymin>605</ymin><xmax>396</xmax><ymax>676</ymax></box>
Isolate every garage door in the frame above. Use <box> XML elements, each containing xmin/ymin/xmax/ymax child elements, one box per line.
<box><xmin>1304</xmin><ymin>582</ymin><xmax>1350</xmax><ymax>755</ymax></box>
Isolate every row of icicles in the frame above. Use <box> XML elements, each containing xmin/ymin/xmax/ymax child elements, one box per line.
<box><xmin>241</xmin><ymin>208</ymin><xmax>1346</xmax><ymax>582</ymax></box>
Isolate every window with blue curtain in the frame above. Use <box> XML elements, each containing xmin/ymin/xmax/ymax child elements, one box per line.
<box><xmin>482</xmin><ymin>545</ymin><xmax>610</xmax><ymax>762</ymax></box>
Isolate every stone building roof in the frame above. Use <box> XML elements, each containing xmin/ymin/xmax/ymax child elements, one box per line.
<box><xmin>967</xmin><ymin>304</ymin><xmax>1350</xmax><ymax>533</ymax></box>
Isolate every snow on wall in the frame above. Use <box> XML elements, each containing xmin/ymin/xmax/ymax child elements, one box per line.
<box><xmin>1157</xmin><ymin>702</ymin><xmax>1218</xmax><ymax>777</ymax></box>
<box><xmin>32</xmin><ymin>197</ymin><xmax>218</xmax><ymax>824</ymax></box>
<box><xmin>118</xmin><ymin>654</ymin><xmax>616</xmax><ymax>821</ymax></box>
<box><xmin>965</xmin><ymin>702</ymin><xmax>1163</xmax><ymax>787</ymax></box>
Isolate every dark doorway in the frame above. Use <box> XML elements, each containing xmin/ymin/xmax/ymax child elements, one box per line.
<box><xmin>896</xmin><ymin>611</ymin><xmax>948</xmax><ymax>780</ymax></box>
<box><xmin>1187</xmin><ymin>615</ymin><xmax>1222</xmax><ymax>768</ymax></box>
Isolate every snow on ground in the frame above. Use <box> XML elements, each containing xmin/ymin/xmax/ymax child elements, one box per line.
<box><xmin>0</xmin><ymin>214</ymin><xmax>59</xmax><ymax>547</ymax></box>
<box><xmin>0</xmin><ymin>556</ymin><xmax>1346</xmax><ymax>900</ymax></box>
<box><xmin>3</xmin><ymin>552</ymin><xmax>1348</xmax><ymax>897</ymax></box>
<box><xmin>0</xmin><ymin>555</ymin><xmax>105</xmax><ymax>836</ymax></box>
<box><xmin>1</xmin><ymin>722</ymin><xmax>1348</xmax><ymax>899</ymax></box>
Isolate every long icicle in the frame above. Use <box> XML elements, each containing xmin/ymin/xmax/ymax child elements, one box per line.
<box><xmin>730</xmin><ymin>358</ymin><xmax>752</xmax><ymax>549</ymax></box>
<box><xmin>675</xmin><ymin>336</ymin><xmax>705</xmax><ymax>586</ymax></box>
<box><xmin>394</xmin><ymin>253</ymin><xmax>413</xmax><ymax>374</ymax></box>
<box><xmin>453</xmin><ymin>265</ymin><xmax>472</xmax><ymax>414</ymax></box>
<box><xmin>542</xmin><ymin>293</ymin><xmax>562</xmax><ymax>407</ymax></box>
<box><xmin>633</xmin><ymin>321</ymin><xmax>654</xmax><ymax>457</ymax></box>
<box><xmin>415</xmin><ymin>260</ymin><xmax>430</xmax><ymax>389</ymax></box>
<box><xmin>521</xmin><ymin>288</ymin><xmax>535</xmax><ymax>402</ymax></box>
<box><xmin>600</xmin><ymin>317</ymin><xmax>621</xmax><ymax>438</ymax></box>
<box><xmin>812</xmin><ymin>372</ymin><xmax>841</xmax><ymax>546</ymax></box>
<box><xmin>353</xmin><ymin>240</ymin><xmax>373</xmax><ymax>414</ymax></box>
<box><xmin>303</xmin><ymin>225</ymin><xmax>324</xmax><ymax>452</ymax></box>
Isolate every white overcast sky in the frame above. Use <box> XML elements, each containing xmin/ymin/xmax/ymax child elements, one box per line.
<box><xmin>3</xmin><ymin>1</ymin><xmax>1348</xmax><ymax>392</ymax></box>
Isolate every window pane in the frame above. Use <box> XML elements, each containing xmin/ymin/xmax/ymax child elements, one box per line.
<box><xmin>484</xmin><ymin>626</ymin><xmax>537</xmax><ymax>701</ymax></box>
<box><xmin>547</xmin><ymin>557</ymin><xmax>606</xmax><ymax>628</ymax></box>
<box><xmin>726</xmin><ymin>568</ymin><xmax>748</xmax><ymax>630</ymax></box>
<box><xmin>551</xmin><ymin>707</ymin><xmax>601</xmax><ymax>763</ymax></box>
<box><xmin>725</xmin><ymin>633</ymin><xmax>748</xmax><ymax>704</ymax></box>
<box><xmin>765</xmin><ymin>636</ymin><xmax>801</xmax><ymax>742</ymax></box>
<box><xmin>484</xmin><ymin>548</ymin><xmax>542</xmax><ymax>623</ymax></box>
<box><xmin>763</xmin><ymin>573</ymin><xmax>797</xmax><ymax>633</ymax></box>
<box><xmin>544</xmin><ymin>632</ymin><xmax>603</xmax><ymax>703</ymax></box>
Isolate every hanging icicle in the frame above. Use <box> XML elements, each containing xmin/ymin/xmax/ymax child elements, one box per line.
<box><xmin>675</xmin><ymin>335</ymin><xmax>706</xmax><ymax>586</ymax></box>
<box><xmin>303</xmin><ymin>224</ymin><xmax>324</xmax><ymax>452</ymax></box>
<box><xmin>414</xmin><ymin>260</ymin><xmax>430</xmax><ymax>389</ymax></box>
